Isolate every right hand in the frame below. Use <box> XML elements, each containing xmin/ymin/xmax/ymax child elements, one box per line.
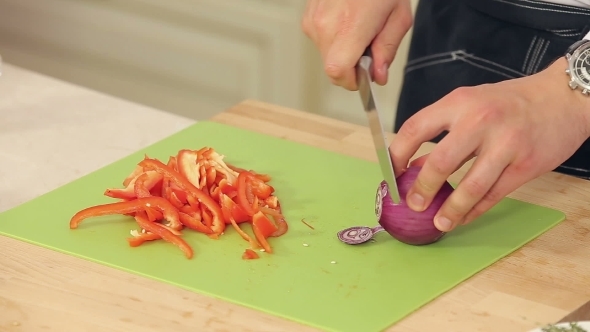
<box><xmin>301</xmin><ymin>0</ymin><xmax>413</xmax><ymax>90</ymax></box>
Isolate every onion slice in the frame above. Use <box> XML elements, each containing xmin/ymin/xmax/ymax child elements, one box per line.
<box><xmin>375</xmin><ymin>166</ymin><xmax>454</xmax><ymax>245</ymax></box>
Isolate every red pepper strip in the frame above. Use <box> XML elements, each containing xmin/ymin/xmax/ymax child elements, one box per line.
<box><xmin>198</xmin><ymin>164</ymin><xmax>207</xmax><ymax>189</ymax></box>
<box><xmin>178</xmin><ymin>212</ymin><xmax>213</xmax><ymax>234</ymax></box>
<box><xmin>139</xmin><ymin>158</ymin><xmax>226</xmax><ymax>235</ymax></box>
<box><xmin>226</xmin><ymin>163</ymin><xmax>248</xmax><ymax>174</ymax></box>
<box><xmin>226</xmin><ymin>163</ymin><xmax>271</xmax><ymax>183</ymax></box>
<box><xmin>255</xmin><ymin>174</ymin><xmax>272</xmax><ymax>182</ymax></box>
<box><xmin>186</xmin><ymin>195</ymin><xmax>201</xmax><ymax>211</ymax></box>
<box><xmin>145</xmin><ymin>206</ymin><xmax>163</xmax><ymax>222</ymax></box>
<box><xmin>236</xmin><ymin>171</ymin><xmax>258</xmax><ymax>216</ymax></box>
<box><xmin>220</xmin><ymin>194</ymin><xmax>250</xmax><ymax>224</ymax></box>
<box><xmin>218</xmin><ymin>179</ymin><xmax>235</xmax><ymax>196</ymax></box>
<box><xmin>259</xmin><ymin>206</ymin><xmax>288</xmax><ymax>237</ymax></box>
<box><xmin>209</xmin><ymin>185</ymin><xmax>221</xmax><ymax>202</ymax></box>
<box><xmin>200</xmin><ymin>204</ymin><xmax>213</xmax><ymax>228</ymax></box>
<box><xmin>171</xmin><ymin>188</ymin><xmax>188</xmax><ymax>204</ymax></box>
<box><xmin>206</xmin><ymin>167</ymin><xmax>216</xmax><ymax>187</ymax></box>
<box><xmin>252</xmin><ymin>211</ymin><xmax>278</xmax><ymax>253</ymax></box>
<box><xmin>168</xmin><ymin>191</ymin><xmax>185</xmax><ymax>209</ymax></box>
<box><xmin>221</xmin><ymin>200</ymin><xmax>259</xmax><ymax>248</ymax></box>
<box><xmin>134</xmin><ymin>171</ymin><xmax>163</xmax><ymax>198</ymax></box>
<box><xmin>123</xmin><ymin>165</ymin><xmax>144</xmax><ymax>187</ymax></box>
<box><xmin>69</xmin><ymin>196</ymin><xmax>181</xmax><ymax>231</ymax></box>
<box><xmin>128</xmin><ymin>232</ymin><xmax>160</xmax><ymax>246</ymax></box>
<box><xmin>247</xmin><ymin>175</ymin><xmax>274</xmax><ymax>199</ymax></box>
<box><xmin>134</xmin><ymin>212</ymin><xmax>193</xmax><ymax>259</ymax></box>
<box><xmin>177</xmin><ymin>149</ymin><xmax>201</xmax><ymax>188</ymax></box>
<box><xmin>104</xmin><ymin>173</ymin><xmax>142</xmax><ymax>200</ymax></box>
<box><xmin>242</xmin><ymin>248</ymin><xmax>260</xmax><ymax>260</ymax></box>
<box><xmin>167</xmin><ymin>155</ymin><xmax>178</xmax><ymax>171</ymax></box>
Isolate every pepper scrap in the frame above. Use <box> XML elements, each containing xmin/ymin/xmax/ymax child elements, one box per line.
<box><xmin>69</xmin><ymin>196</ymin><xmax>182</xmax><ymax>231</ymax></box>
<box><xmin>68</xmin><ymin>146</ymin><xmax>290</xmax><ymax>260</ymax></box>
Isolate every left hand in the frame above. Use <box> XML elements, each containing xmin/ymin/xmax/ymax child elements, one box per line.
<box><xmin>389</xmin><ymin>58</ymin><xmax>590</xmax><ymax>232</ymax></box>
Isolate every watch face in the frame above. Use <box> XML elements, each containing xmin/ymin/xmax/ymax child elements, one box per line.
<box><xmin>571</xmin><ymin>44</ymin><xmax>590</xmax><ymax>88</ymax></box>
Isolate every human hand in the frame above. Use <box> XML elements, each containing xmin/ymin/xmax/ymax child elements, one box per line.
<box><xmin>301</xmin><ymin>0</ymin><xmax>413</xmax><ymax>90</ymax></box>
<box><xmin>389</xmin><ymin>58</ymin><xmax>590</xmax><ymax>232</ymax></box>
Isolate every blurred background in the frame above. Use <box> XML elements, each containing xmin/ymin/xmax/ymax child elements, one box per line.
<box><xmin>0</xmin><ymin>0</ymin><xmax>418</xmax><ymax>132</ymax></box>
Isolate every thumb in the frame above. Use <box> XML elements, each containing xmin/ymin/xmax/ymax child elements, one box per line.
<box><xmin>371</xmin><ymin>7</ymin><xmax>413</xmax><ymax>86</ymax></box>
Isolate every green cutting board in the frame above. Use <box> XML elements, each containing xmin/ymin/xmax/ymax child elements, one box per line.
<box><xmin>0</xmin><ymin>121</ymin><xmax>565</xmax><ymax>332</ymax></box>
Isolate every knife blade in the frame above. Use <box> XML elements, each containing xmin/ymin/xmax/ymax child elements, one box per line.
<box><xmin>356</xmin><ymin>47</ymin><xmax>401</xmax><ymax>204</ymax></box>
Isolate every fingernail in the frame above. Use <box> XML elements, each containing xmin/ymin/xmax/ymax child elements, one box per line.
<box><xmin>380</xmin><ymin>63</ymin><xmax>389</xmax><ymax>74</ymax></box>
<box><xmin>435</xmin><ymin>216</ymin><xmax>453</xmax><ymax>232</ymax></box>
<box><xmin>408</xmin><ymin>193</ymin><xmax>424</xmax><ymax>211</ymax></box>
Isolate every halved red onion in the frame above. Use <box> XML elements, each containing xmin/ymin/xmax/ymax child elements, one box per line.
<box><xmin>375</xmin><ymin>166</ymin><xmax>454</xmax><ymax>245</ymax></box>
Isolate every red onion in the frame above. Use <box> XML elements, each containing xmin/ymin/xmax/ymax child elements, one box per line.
<box><xmin>375</xmin><ymin>166</ymin><xmax>454</xmax><ymax>245</ymax></box>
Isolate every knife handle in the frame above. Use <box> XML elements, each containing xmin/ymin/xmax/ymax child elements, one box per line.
<box><xmin>362</xmin><ymin>46</ymin><xmax>372</xmax><ymax>58</ymax></box>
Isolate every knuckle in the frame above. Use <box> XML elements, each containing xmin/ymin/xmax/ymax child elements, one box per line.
<box><xmin>301</xmin><ymin>17</ymin><xmax>312</xmax><ymax>35</ymax></box>
<box><xmin>399</xmin><ymin>13</ymin><xmax>413</xmax><ymax>31</ymax></box>
<box><xmin>324</xmin><ymin>63</ymin><xmax>348</xmax><ymax>81</ymax></box>
<box><xmin>461</xmin><ymin>178</ymin><xmax>488</xmax><ymax>198</ymax></box>
<box><xmin>397</xmin><ymin>116</ymin><xmax>422</xmax><ymax>141</ymax></box>
<box><xmin>443</xmin><ymin>198</ymin><xmax>469</xmax><ymax>220</ymax></box>
<box><xmin>427</xmin><ymin>149</ymin><xmax>455</xmax><ymax>176</ymax></box>
<box><xmin>481</xmin><ymin>188</ymin><xmax>504</xmax><ymax>206</ymax></box>
<box><xmin>475</xmin><ymin>102</ymin><xmax>506</xmax><ymax>125</ymax></box>
<box><xmin>447</xmin><ymin>86</ymin><xmax>475</xmax><ymax>103</ymax></box>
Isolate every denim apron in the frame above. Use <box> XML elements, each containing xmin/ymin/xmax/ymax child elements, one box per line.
<box><xmin>395</xmin><ymin>0</ymin><xmax>590</xmax><ymax>178</ymax></box>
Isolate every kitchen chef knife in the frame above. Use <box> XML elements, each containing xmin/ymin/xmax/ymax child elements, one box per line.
<box><xmin>356</xmin><ymin>47</ymin><xmax>401</xmax><ymax>204</ymax></box>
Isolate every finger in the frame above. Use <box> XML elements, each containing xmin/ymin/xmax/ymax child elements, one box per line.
<box><xmin>461</xmin><ymin>166</ymin><xmax>527</xmax><ymax>226</ymax></box>
<box><xmin>406</xmin><ymin>128</ymin><xmax>482</xmax><ymax>212</ymax></box>
<box><xmin>432</xmin><ymin>149</ymin><xmax>512</xmax><ymax>232</ymax></box>
<box><xmin>301</xmin><ymin>0</ymin><xmax>317</xmax><ymax>39</ymax></box>
<box><xmin>410</xmin><ymin>153</ymin><xmax>475</xmax><ymax>170</ymax></box>
<box><xmin>389</xmin><ymin>104</ymin><xmax>453</xmax><ymax>176</ymax></box>
<box><xmin>409</xmin><ymin>154</ymin><xmax>429</xmax><ymax>167</ymax></box>
<box><xmin>371</xmin><ymin>4</ymin><xmax>413</xmax><ymax>85</ymax></box>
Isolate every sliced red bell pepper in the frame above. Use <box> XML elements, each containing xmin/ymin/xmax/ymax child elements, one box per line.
<box><xmin>242</xmin><ymin>172</ymin><xmax>274</xmax><ymax>199</ymax></box>
<box><xmin>139</xmin><ymin>158</ymin><xmax>226</xmax><ymax>235</ymax></box>
<box><xmin>202</xmin><ymin>150</ymin><xmax>239</xmax><ymax>184</ymax></box>
<box><xmin>242</xmin><ymin>248</ymin><xmax>260</xmax><ymax>260</ymax></box>
<box><xmin>127</xmin><ymin>232</ymin><xmax>160</xmax><ymax>246</ymax></box>
<box><xmin>178</xmin><ymin>212</ymin><xmax>213</xmax><ymax>234</ymax></box>
<box><xmin>177</xmin><ymin>149</ymin><xmax>201</xmax><ymax>188</ymax></box>
<box><xmin>252</xmin><ymin>211</ymin><xmax>278</xmax><ymax>253</ymax></box>
<box><xmin>259</xmin><ymin>206</ymin><xmax>288</xmax><ymax>237</ymax></box>
<box><xmin>69</xmin><ymin>196</ymin><xmax>181</xmax><ymax>231</ymax></box>
<box><xmin>206</xmin><ymin>166</ymin><xmax>216</xmax><ymax>187</ymax></box>
<box><xmin>133</xmin><ymin>212</ymin><xmax>193</xmax><ymax>259</ymax></box>
<box><xmin>236</xmin><ymin>171</ymin><xmax>259</xmax><ymax>216</ymax></box>
<box><xmin>168</xmin><ymin>191</ymin><xmax>185</xmax><ymax>209</ymax></box>
<box><xmin>200</xmin><ymin>204</ymin><xmax>213</xmax><ymax>228</ymax></box>
<box><xmin>220</xmin><ymin>194</ymin><xmax>250</xmax><ymax>224</ymax></box>
<box><xmin>133</xmin><ymin>171</ymin><xmax>163</xmax><ymax>198</ymax></box>
<box><xmin>144</xmin><ymin>206</ymin><xmax>163</xmax><ymax>222</ymax></box>
<box><xmin>123</xmin><ymin>165</ymin><xmax>144</xmax><ymax>187</ymax></box>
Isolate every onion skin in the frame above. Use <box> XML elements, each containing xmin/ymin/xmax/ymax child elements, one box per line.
<box><xmin>375</xmin><ymin>166</ymin><xmax>454</xmax><ymax>246</ymax></box>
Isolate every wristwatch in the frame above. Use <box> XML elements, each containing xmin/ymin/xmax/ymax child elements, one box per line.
<box><xmin>565</xmin><ymin>31</ymin><xmax>590</xmax><ymax>95</ymax></box>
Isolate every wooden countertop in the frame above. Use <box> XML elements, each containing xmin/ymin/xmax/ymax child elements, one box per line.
<box><xmin>2</xmin><ymin>63</ymin><xmax>590</xmax><ymax>332</ymax></box>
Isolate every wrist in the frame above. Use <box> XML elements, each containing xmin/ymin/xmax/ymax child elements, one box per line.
<box><xmin>543</xmin><ymin>57</ymin><xmax>590</xmax><ymax>138</ymax></box>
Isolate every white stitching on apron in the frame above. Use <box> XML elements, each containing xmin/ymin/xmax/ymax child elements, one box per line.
<box><xmin>520</xmin><ymin>0</ymin><xmax>590</xmax><ymax>12</ymax></box>
<box><xmin>492</xmin><ymin>0</ymin><xmax>590</xmax><ymax>15</ymax></box>
<box><xmin>405</xmin><ymin>50</ymin><xmax>464</xmax><ymax>66</ymax></box>
<box><xmin>522</xmin><ymin>36</ymin><xmax>538</xmax><ymax>73</ymax></box>
<box><xmin>533</xmin><ymin>40</ymin><xmax>550</xmax><ymax>73</ymax></box>
<box><xmin>405</xmin><ymin>50</ymin><xmax>526</xmax><ymax>78</ymax></box>
<box><xmin>527</xmin><ymin>38</ymin><xmax>544</xmax><ymax>74</ymax></box>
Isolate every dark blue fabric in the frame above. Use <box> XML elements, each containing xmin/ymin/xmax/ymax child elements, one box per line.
<box><xmin>395</xmin><ymin>0</ymin><xmax>590</xmax><ymax>178</ymax></box>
